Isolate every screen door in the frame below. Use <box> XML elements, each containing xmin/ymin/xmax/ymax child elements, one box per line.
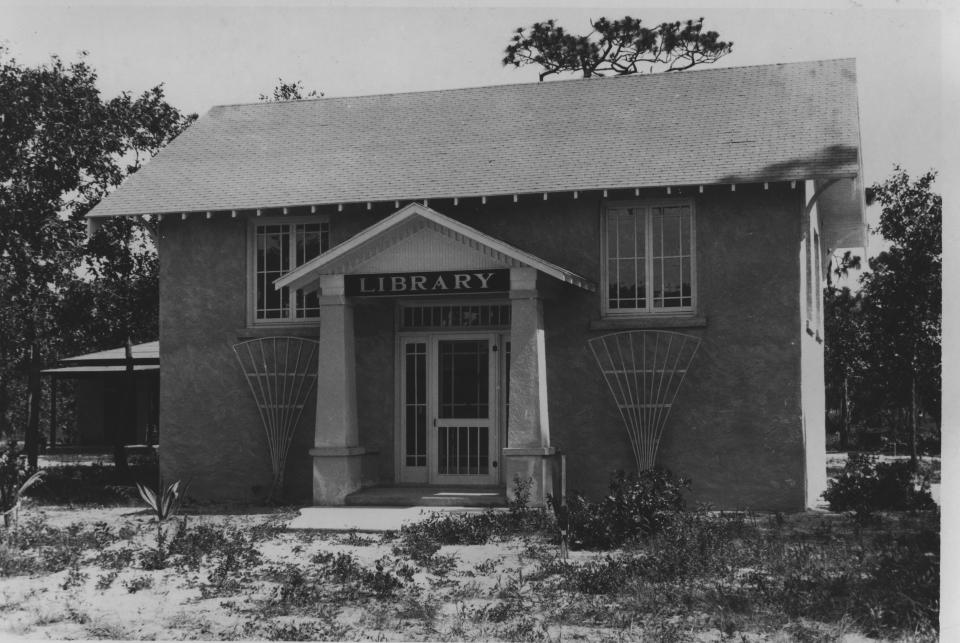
<box><xmin>398</xmin><ymin>333</ymin><xmax>499</xmax><ymax>485</ymax></box>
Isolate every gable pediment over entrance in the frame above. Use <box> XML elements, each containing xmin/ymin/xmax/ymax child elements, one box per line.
<box><xmin>276</xmin><ymin>203</ymin><xmax>595</xmax><ymax>295</ymax></box>
<box><xmin>339</xmin><ymin>220</ymin><xmax>513</xmax><ymax>274</ymax></box>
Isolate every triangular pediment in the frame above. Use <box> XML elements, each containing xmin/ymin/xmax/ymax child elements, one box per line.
<box><xmin>349</xmin><ymin>224</ymin><xmax>512</xmax><ymax>273</ymax></box>
<box><xmin>276</xmin><ymin>203</ymin><xmax>594</xmax><ymax>294</ymax></box>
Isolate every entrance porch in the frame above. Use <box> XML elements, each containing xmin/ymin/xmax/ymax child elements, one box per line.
<box><xmin>274</xmin><ymin>203</ymin><xmax>594</xmax><ymax>507</ymax></box>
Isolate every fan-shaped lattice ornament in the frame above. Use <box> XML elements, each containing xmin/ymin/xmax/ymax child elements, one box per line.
<box><xmin>233</xmin><ymin>337</ymin><xmax>319</xmax><ymax>501</ymax></box>
<box><xmin>588</xmin><ymin>331</ymin><xmax>701</xmax><ymax>471</ymax></box>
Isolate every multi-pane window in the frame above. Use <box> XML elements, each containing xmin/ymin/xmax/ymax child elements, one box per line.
<box><xmin>604</xmin><ymin>203</ymin><xmax>694</xmax><ymax>314</ymax></box>
<box><xmin>253</xmin><ymin>220</ymin><xmax>329</xmax><ymax>322</ymax></box>
<box><xmin>399</xmin><ymin>303</ymin><xmax>511</xmax><ymax>330</ymax></box>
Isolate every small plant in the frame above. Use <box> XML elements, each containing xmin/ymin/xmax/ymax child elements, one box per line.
<box><xmin>338</xmin><ymin>530</ymin><xmax>375</xmax><ymax>546</ymax></box>
<box><xmin>135</xmin><ymin>478</ymin><xmax>189</xmax><ymax>568</ymax></box>
<box><xmin>122</xmin><ymin>574</ymin><xmax>154</xmax><ymax>593</ymax></box>
<box><xmin>310</xmin><ymin>550</ymin><xmax>413</xmax><ymax>598</ymax></box>
<box><xmin>201</xmin><ymin>530</ymin><xmax>262</xmax><ymax>595</ymax></box>
<box><xmin>60</xmin><ymin>561</ymin><xmax>88</xmax><ymax>590</ymax></box>
<box><xmin>508</xmin><ymin>475</ymin><xmax>532</xmax><ymax>514</ymax></box>
<box><xmin>0</xmin><ymin>443</ymin><xmax>44</xmax><ymax>531</ymax></box>
<box><xmin>95</xmin><ymin>569</ymin><xmax>120</xmax><ymax>590</ymax></box>
<box><xmin>823</xmin><ymin>454</ymin><xmax>935</xmax><ymax>521</ymax></box>
<box><xmin>473</xmin><ymin>558</ymin><xmax>499</xmax><ymax>575</ymax></box>
<box><xmin>241</xmin><ymin>611</ymin><xmax>347</xmax><ymax>641</ymax></box>
<box><xmin>95</xmin><ymin>546</ymin><xmax>135</xmax><ymax>570</ymax></box>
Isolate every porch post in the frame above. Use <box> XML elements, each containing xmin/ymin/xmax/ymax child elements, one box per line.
<box><xmin>309</xmin><ymin>275</ymin><xmax>366</xmax><ymax>504</ymax></box>
<box><xmin>503</xmin><ymin>267</ymin><xmax>555</xmax><ymax>507</ymax></box>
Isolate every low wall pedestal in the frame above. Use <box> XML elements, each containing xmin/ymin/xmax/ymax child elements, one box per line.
<box><xmin>310</xmin><ymin>446</ymin><xmax>367</xmax><ymax>505</ymax></box>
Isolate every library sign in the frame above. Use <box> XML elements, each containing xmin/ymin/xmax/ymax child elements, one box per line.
<box><xmin>345</xmin><ymin>270</ymin><xmax>509</xmax><ymax>297</ymax></box>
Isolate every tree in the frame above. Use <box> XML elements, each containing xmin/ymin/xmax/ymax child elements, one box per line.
<box><xmin>858</xmin><ymin>168</ymin><xmax>941</xmax><ymax>463</ymax></box>
<box><xmin>823</xmin><ymin>251</ymin><xmax>864</xmax><ymax>451</ymax></box>
<box><xmin>259</xmin><ymin>79</ymin><xmax>322</xmax><ymax>102</ymax></box>
<box><xmin>503</xmin><ymin>16</ymin><xmax>732</xmax><ymax>81</ymax></box>
<box><xmin>824</xmin><ymin>286</ymin><xmax>864</xmax><ymax>451</ymax></box>
<box><xmin>0</xmin><ymin>48</ymin><xmax>195</xmax><ymax>466</ymax></box>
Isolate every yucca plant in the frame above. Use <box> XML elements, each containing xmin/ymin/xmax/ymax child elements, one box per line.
<box><xmin>136</xmin><ymin>479</ymin><xmax>189</xmax><ymax>567</ymax></box>
<box><xmin>1</xmin><ymin>443</ymin><xmax>44</xmax><ymax>533</ymax></box>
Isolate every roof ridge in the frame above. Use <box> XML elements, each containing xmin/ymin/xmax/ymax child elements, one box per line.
<box><xmin>212</xmin><ymin>57</ymin><xmax>856</xmax><ymax>110</ymax></box>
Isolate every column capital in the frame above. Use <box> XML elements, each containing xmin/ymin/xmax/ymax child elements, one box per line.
<box><xmin>319</xmin><ymin>274</ymin><xmax>345</xmax><ymax>296</ymax></box>
<box><xmin>509</xmin><ymin>266</ymin><xmax>538</xmax><ymax>291</ymax></box>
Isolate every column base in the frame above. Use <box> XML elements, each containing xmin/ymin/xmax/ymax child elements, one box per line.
<box><xmin>310</xmin><ymin>447</ymin><xmax>368</xmax><ymax>505</ymax></box>
<box><xmin>502</xmin><ymin>447</ymin><xmax>556</xmax><ymax>508</ymax></box>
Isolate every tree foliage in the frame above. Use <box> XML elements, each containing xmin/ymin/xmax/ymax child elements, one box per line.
<box><xmin>259</xmin><ymin>79</ymin><xmax>322</xmax><ymax>102</ymax></box>
<box><xmin>823</xmin><ymin>168</ymin><xmax>941</xmax><ymax>457</ymax></box>
<box><xmin>503</xmin><ymin>16</ymin><xmax>732</xmax><ymax>81</ymax></box>
<box><xmin>0</xmin><ymin>48</ymin><xmax>195</xmax><ymax>440</ymax></box>
<box><xmin>859</xmin><ymin>169</ymin><xmax>941</xmax><ymax>457</ymax></box>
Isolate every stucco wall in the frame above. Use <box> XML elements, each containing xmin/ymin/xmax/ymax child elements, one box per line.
<box><xmin>159</xmin><ymin>216</ymin><xmax>281</xmax><ymax>501</ymax></box>
<box><xmin>447</xmin><ymin>186</ymin><xmax>806</xmax><ymax>510</ymax></box>
<box><xmin>159</xmin><ymin>185</ymin><xmax>811</xmax><ymax>509</ymax></box>
<box><xmin>158</xmin><ymin>211</ymin><xmax>393</xmax><ymax>501</ymax></box>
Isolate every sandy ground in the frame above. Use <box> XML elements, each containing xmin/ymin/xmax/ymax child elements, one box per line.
<box><xmin>0</xmin><ymin>504</ymin><xmax>912</xmax><ymax>642</ymax></box>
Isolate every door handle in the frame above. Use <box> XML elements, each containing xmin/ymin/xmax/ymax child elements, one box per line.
<box><xmin>492</xmin><ymin>461</ymin><xmax>498</xmax><ymax>468</ymax></box>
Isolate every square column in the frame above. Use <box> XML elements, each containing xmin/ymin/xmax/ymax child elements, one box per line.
<box><xmin>503</xmin><ymin>267</ymin><xmax>555</xmax><ymax>507</ymax></box>
<box><xmin>309</xmin><ymin>275</ymin><xmax>366</xmax><ymax>504</ymax></box>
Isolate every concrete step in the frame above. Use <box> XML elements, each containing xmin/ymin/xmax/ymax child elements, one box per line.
<box><xmin>345</xmin><ymin>485</ymin><xmax>506</xmax><ymax>507</ymax></box>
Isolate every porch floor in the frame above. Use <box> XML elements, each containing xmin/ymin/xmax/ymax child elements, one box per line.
<box><xmin>345</xmin><ymin>485</ymin><xmax>506</xmax><ymax>507</ymax></box>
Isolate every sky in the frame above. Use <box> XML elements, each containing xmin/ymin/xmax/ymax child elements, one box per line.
<box><xmin>1</xmin><ymin>2</ymin><xmax>947</xmax><ymax>191</ymax></box>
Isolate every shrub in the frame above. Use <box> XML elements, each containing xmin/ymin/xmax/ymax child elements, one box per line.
<box><xmin>823</xmin><ymin>454</ymin><xmax>935</xmax><ymax>520</ymax></box>
<box><xmin>563</xmin><ymin>468</ymin><xmax>690</xmax><ymax>550</ymax></box>
<box><xmin>636</xmin><ymin>510</ymin><xmax>749</xmax><ymax>580</ymax></box>
<box><xmin>0</xmin><ymin>541</ymin><xmax>40</xmax><ymax>576</ymax></box>
<box><xmin>27</xmin><ymin>462</ymin><xmax>153</xmax><ymax>505</ymax></box>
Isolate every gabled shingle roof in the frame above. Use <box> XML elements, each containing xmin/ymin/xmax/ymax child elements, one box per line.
<box><xmin>86</xmin><ymin>58</ymin><xmax>861</xmax><ymax>219</ymax></box>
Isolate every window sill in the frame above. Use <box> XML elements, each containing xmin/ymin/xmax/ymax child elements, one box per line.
<box><xmin>590</xmin><ymin>315</ymin><xmax>707</xmax><ymax>330</ymax></box>
<box><xmin>236</xmin><ymin>325</ymin><xmax>321</xmax><ymax>340</ymax></box>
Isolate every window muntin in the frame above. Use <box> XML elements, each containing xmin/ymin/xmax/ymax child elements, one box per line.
<box><xmin>604</xmin><ymin>203</ymin><xmax>694</xmax><ymax>315</ymax></box>
<box><xmin>253</xmin><ymin>220</ymin><xmax>329</xmax><ymax>322</ymax></box>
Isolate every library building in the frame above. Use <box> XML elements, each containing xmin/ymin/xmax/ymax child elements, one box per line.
<box><xmin>85</xmin><ymin>59</ymin><xmax>866</xmax><ymax>510</ymax></box>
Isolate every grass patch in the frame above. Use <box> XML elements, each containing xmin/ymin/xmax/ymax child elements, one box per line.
<box><xmin>0</xmin><ymin>469</ymin><xmax>939</xmax><ymax>641</ymax></box>
<box><xmin>532</xmin><ymin>510</ymin><xmax>940</xmax><ymax>639</ymax></box>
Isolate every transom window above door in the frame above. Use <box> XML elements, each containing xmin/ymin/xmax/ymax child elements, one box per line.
<box><xmin>602</xmin><ymin>201</ymin><xmax>696</xmax><ymax>316</ymax></box>
<box><xmin>249</xmin><ymin>218</ymin><xmax>330</xmax><ymax>324</ymax></box>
